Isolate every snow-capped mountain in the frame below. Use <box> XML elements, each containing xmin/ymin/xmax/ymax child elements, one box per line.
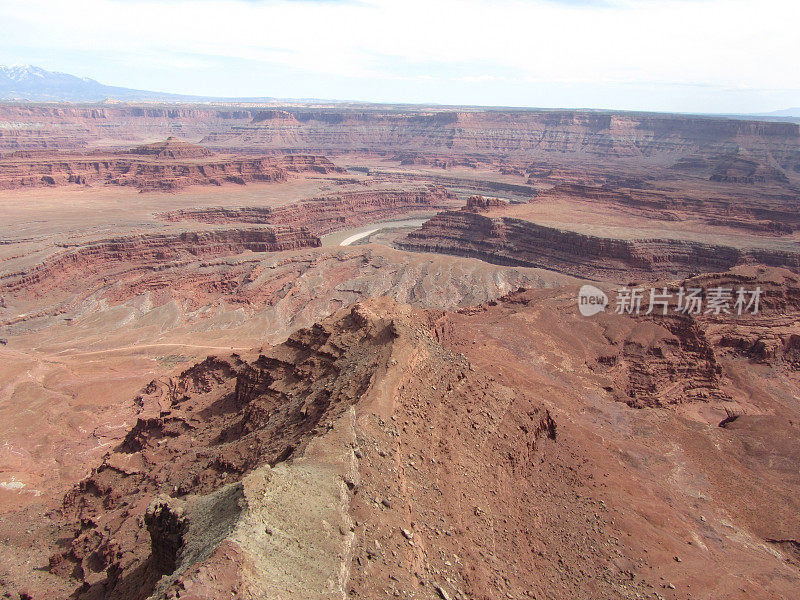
<box><xmin>0</xmin><ymin>64</ymin><xmax>276</xmax><ymax>103</ymax></box>
<box><xmin>1</xmin><ymin>65</ymin><xmax>50</xmax><ymax>81</ymax></box>
<box><xmin>0</xmin><ymin>65</ymin><xmax>124</xmax><ymax>101</ymax></box>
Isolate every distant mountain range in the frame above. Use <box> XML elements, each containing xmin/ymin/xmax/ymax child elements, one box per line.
<box><xmin>1</xmin><ymin>65</ymin><xmax>798</xmax><ymax>119</ymax></box>
<box><xmin>0</xmin><ymin>64</ymin><xmax>280</xmax><ymax>103</ymax></box>
<box><xmin>760</xmin><ymin>107</ymin><xmax>800</xmax><ymax>118</ymax></box>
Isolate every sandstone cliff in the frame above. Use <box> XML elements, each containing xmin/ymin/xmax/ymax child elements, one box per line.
<box><xmin>0</xmin><ymin>228</ymin><xmax>320</xmax><ymax>293</ymax></box>
<box><xmin>399</xmin><ymin>210</ymin><xmax>800</xmax><ymax>280</ymax></box>
<box><xmin>160</xmin><ymin>186</ymin><xmax>458</xmax><ymax>234</ymax></box>
<box><xmin>0</xmin><ymin>141</ymin><xmax>344</xmax><ymax>190</ymax></box>
<box><xmin>2</xmin><ymin>105</ymin><xmax>799</xmax><ymax>177</ymax></box>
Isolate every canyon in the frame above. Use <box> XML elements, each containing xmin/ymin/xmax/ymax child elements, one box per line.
<box><xmin>1</xmin><ymin>105</ymin><xmax>799</xmax><ymax>166</ymax></box>
<box><xmin>0</xmin><ymin>102</ymin><xmax>799</xmax><ymax>600</ymax></box>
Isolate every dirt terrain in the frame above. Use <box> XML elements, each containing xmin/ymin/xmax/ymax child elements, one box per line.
<box><xmin>0</xmin><ymin>103</ymin><xmax>799</xmax><ymax>600</ymax></box>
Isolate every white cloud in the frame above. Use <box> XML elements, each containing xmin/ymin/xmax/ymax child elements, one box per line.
<box><xmin>0</xmin><ymin>0</ymin><xmax>797</xmax><ymax>110</ymax></box>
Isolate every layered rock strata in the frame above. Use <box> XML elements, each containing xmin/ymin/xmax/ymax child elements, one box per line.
<box><xmin>160</xmin><ymin>187</ymin><xmax>457</xmax><ymax>235</ymax></box>
<box><xmin>399</xmin><ymin>210</ymin><xmax>800</xmax><ymax>280</ymax></box>
<box><xmin>0</xmin><ymin>228</ymin><xmax>320</xmax><ymax>293</ymax></box>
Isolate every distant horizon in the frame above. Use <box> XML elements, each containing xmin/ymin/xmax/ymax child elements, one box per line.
<box><xmin>2</xmin><ymin>64</ymin><xmax>799</xmax><ymax>121</ymax></box>
<box><xmin>2</xmin><ymin>0</ymin><xmax>798</xmax><ymax>115</ymax></box>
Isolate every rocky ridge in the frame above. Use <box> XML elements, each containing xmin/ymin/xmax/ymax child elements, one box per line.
<box><xmin>0</xmin><ymin>228</ymin><xmax>321</xmax><ymax>294</ymax></box>
<box><xmin>399</xmin><ymin>210</ymin><xmax>800</xmax><ymax>281</ymax></box>
<box><xmin>0</xmin><ymin>141</ymin><xmax>344</xmax><ymax>191</ymax></box>
<box><xmin>18</xmin><ymin>267</ymin><xmax>800</xmax><ymax>600</ymax></box>
<box><xmin>159</xmin><ymin>186</ymin><xmax>458</xmax><ymax>234</ymax></box>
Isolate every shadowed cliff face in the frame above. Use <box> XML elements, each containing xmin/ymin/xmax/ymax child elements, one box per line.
<box><xmin>159</xmin><ymin>186</ymin><xmax>458</xmax><ymax>234</ymax></box>
<box><xmin>399</xmin><ymin>210</ymin><xmax>800</xmax><ymax>281</ymax></box>
<box><xmin>0</xmin><ymin>228</ymin><xmax>322</xmax><ymax>293</ymax></box>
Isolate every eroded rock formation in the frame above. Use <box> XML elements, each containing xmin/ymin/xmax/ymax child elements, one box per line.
<box><xmin>463</xmin><ymin>195</ymin><xmax>508</xmax><ymax>212</ymax></box>
<box><xmin>128</xmin><ymin>137</ymin><xmax>214</xmax><ymax>160</ymax></box>
<box><xmin>0</xmin><ymin>140</ymin><xmax>344</xmax><ymax>190</ymax></box>
<box><xmin>160</xmin><ymin>186</ymin><xmax>458</xmax><ymax>234</ymax></box>
<box><xmin>0</xmin><ymin>228</ymin><xmax>320</xmax><ymax>293</ymax></box>
<box><xmin>399</xmin><ymin>210</ymin><xmax>800</xmax><ymax>280</ymax></box>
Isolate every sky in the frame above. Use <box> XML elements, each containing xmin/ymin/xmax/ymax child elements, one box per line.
<box><xmin>0</xmin><ymin>0</ymin><xmax>798</xmax><ymax>113</ymax></box>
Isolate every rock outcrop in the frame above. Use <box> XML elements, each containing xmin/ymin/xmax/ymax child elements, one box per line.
<box><xmin>537</xmin><ymin>182</ymin><xmax>800</xmax><ymax>228</ymax></box>
<box><xmin>399</xmin><ymin>210</ymin><xmax>800</xmax><ymax>281</ymax></box>
<box><xmin>704</xmin><ymin>217</ymin><xmax>794</xmax><ymax>235</ymax></box>
<box><xmin>160</xmin><ymin>186</ymin><xmax>458</xmax><ymax>234</ymax></box>
<box><xmin>463</xmin><ymin>195</ymin><xmax>507</xmax><ymax>212</ymax></box>
<box><xmin>0</xmin><ymin>140</ymin><xmax>344</xmax><ymax>190</ymax></box>
<box><xmin>128</xmin><ymin>137</ymin><xmax>214</xmax><ymax>160</ymax></box>
<box><xmin>0</xmin><ymin>228</ymin><xmax>321</xmax><ymax>293</ymax></box>
<box><xmin>45</xmin><ymin>300</ymin><xmax>438</xmax><ymax>598</ymax></box>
